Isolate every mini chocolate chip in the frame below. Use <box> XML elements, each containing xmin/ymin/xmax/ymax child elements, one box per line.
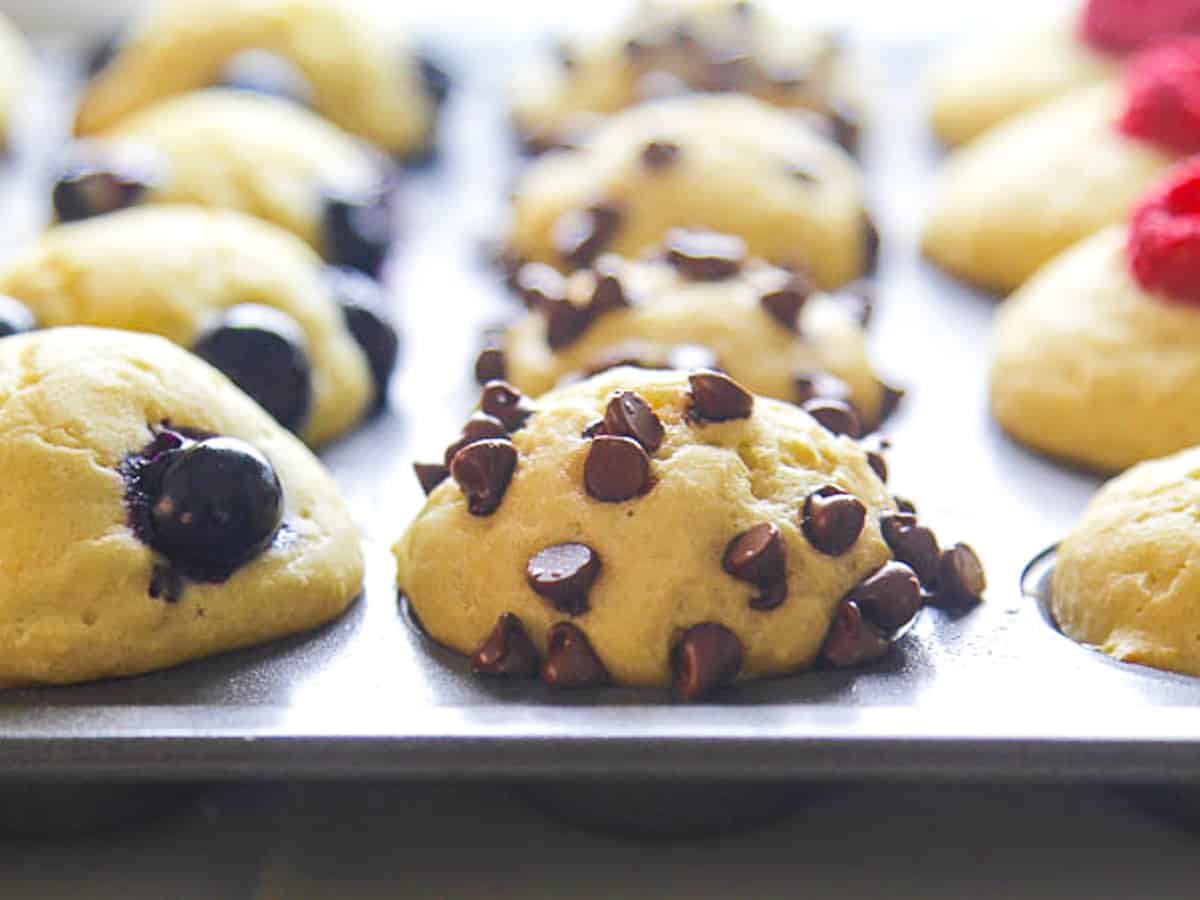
<box><xmin>581</xmin><ymin>419</ymin><xmax>606</xmax><ymax>439</ymax></box>
<box><xmin>527</xmin><ymin>543</ymin><xmax>602</xmax><ymax>615</ymax></box>
<box><xmin>321</xmin><ymin>183</ymin><xmax>395</xmax><ymax>276</ymax></box>
<box><xmin>665</xmin><ymin>229</ymin><xmax>746</xmax><ymax>280</ymax></box>
<box><xmin>802</xmin><ymin>486</ymin><xmax>865</xmax><ymax>556</ymax></box>
<box><xmin>750</xmin><ymin>579</ymin><xmax>788</xmax><ymax>611</ymax></box>
<box><xmin>867</xmin><ymin>451</ymin><xmax>887</xmax><ymax>483</ymax></box>
<box><xmin>481</xmin><ymin>380</ymin><xmax>535</xmax><ymax>431</ymax></box>
<box><xmin>148</xmin><ymin>563</ymin><xmax>184</xmax><ymax>603</ymax></box>
<box><xmin>829</xmin><ymin>100</ymin><xmax>861</xmax><ymax>156</ymax></box>
<box><xmin>794</xmin><ymin>370</ymin><xmax>852</xmax><ymax>406</ymax></box>
<box><xmin>52</xmin><ymin>164</ymin><xmax>155</xmax><ymax>222</ymax></box>
<box><xmin>893</xmin><ymin>495</ymin><xmax>917</xmax><ymax>515</ymax></box>
<box><xmin>584</xmin><ymin>435</ymin><xmax>652</xmax><ymax>502</ymax></box>
<box><xmin>931</xmin><ymin>544</ymin><xmax>986</xmax><ymax>609</ymax></box>
<box><xmin>689</xmin><ymin>371</ymin><xmax>754</xmax><ymax>421</ymax></box>
<box><xmin>471</xmin><ymin>613</ymin><xmax>539</xmax><ymax>677</ymax></box>
<box><xmin>760</xmin><ymin>275</ymin><xmax>813</xmax><ymax>331</ymax></box>
<box><xmin>880</xmin><ymin>513</ymin><xmax>941</xmax><ymax>586</ymax></box>
<box><xmin>543</xmin><ymin>297</ymin><xmax>593</xmax><ymax>349</ymax></box>
<box><xmin>672</xmin><ymin>623</ymin><xmax>743</xmax><ymax>701</ymax></box>
<box><xmin>803</xmin><ymin>399</ymin><xmax>861</xmax><ymax>438</ymax></box>
<box><xmin>514</xmin><ymin>262</ymin><xmax>567</xmax><ymax>309</ymax></box>
<box><xmin>723</xmin><ymin>522</ymin><xmax>785</xmax><ymax>585</ymax></box>
<box><xmin>847</xmin><ymin>561</ymin><xmax>921</xmax><ymax>637</ymax></box>
<box><xmin>0</xmin><ymin>295</ymin><xmax>37</xmax><ymax>337</ymax></box>
<box><xmin>552</xmin><ymin>204</ymin><xmax>624</xmax><ymax>269</ymax></box>
<box><xmin>450</xmin><ymin>438</ymin><xmax>517</xmax><ymax>516</ymax></box>
<box><xmin>413</xmin><ymin>461</ymin><xmax>450</xmax><ymax>495</ymax></box>
<box><xmin>474</xmin><ymin>347</ymin><xmax>507</xmax><ymax>385</ymax></box>
<box><xmin>541</xmin><ymin>622</ymin><xmax>609</xmax><ymax>688</ymax></box>
<box><xmin>642</xmin><ymin>140</ymin><xmax>681</xmax><ymax>169</ymax></box>
<box><xmin>417</xmin><ymin>52</ymin><xmax>452</xmax><ymax>108</ymax></box>
<box><xmin>443</xmin><ymin>413</ymin><xmax>509</xmax><ymax>466</ymax></box>
<box><xmin>879</xmin><ymin>382</ymin><xmax>905</xmax><ymax>422</ymax></box>
<box><xmin>670</xmin><ymin>344</ymin><xmax>721</xmax><ymax>371</ymax></box>
<box><xmin>588</xmin><ymin>272</ymin><xmax>629</xmax><ymax>315</ymax></box>
<box><xmin>862</xmin><ymin>214</ymin><xmax>880</xmax><ymax>273</ymax></box>
<box><xmin>819</xmin><ymin>599</ymin><xmax>889</xmax><ymax>668</ymax></box>
<box><xmin>603</xmin><ymin>390</ymin><xmax>664</xmax><ymax>453</ymax></box>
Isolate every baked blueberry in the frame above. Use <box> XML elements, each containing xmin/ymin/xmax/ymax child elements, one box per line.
<box><xmin>321</xmin><ymin>183</ymin><xmax>396</xmax><ymax>276</ymax></box>
<box><xmin>51</xmin><ymin>144</ymin><xmax>163</xmax><ymax>223</ymax></box>
<box><xmin>141</xmin><ymin>436</ymin><xmax>283</xmax><ymax>578</ymax></box>
<box><xmin>0</xmin><ymin>295</ymin><xmax>36</xmax><ymax>338</ymax></box>
<box><xmin>325</xmin><ymin>266</ymin><xmax>400</xmax><ymax>411</ymax></box>
<box><xmin>192</xmin><ymin>304</ymin><xmax>313</xmax><ymax>434</ymax></box>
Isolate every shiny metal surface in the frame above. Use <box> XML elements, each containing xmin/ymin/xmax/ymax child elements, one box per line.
<box><xmin>1</xmin><ymin>39</ymin><xmax>1198</xmax><ymax>784</ymax></box>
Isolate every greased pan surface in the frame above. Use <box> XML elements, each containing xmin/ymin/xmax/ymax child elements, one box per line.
<box><xmin>0</xmin><ymin>39</ymin><xmax>1198</xmax><ymax>784</ymax></box>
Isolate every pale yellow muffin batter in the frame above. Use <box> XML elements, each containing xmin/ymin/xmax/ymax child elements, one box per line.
<box><xmin>1053</xmin><ymin>446</ymin><xmax>1200</xmax><ymax>676</ymax></box>
<box><xmin>0</xmin><ymin>327</ymin><xmax>363</xmax><ymax>687</ymax></box>
<box><xmin>75</xmin><ymin>0</ymin><xmax>434</xmax><ymax>157</ymax></box>
<box><xmin>83</xmin><ymin>89</ymin><xmax>383</xmax><ymax>251</ymax></box>
<box><xmin>502</xmin><ymin>253</ymin><xmax>889</xmax><ymax>428</ymax></box>
<box><xmin>0</xmin><ymin>206</ymin><xmax>372</xmax><ymax>446</ymax></box>
<box><xmin>512</xmin><ymin>0</ymin><xmax>860</xmax><ymax>151</ymax></box>
<box><xmin>505</xmin><ymin>94</ymin><xmax>871</xmax><ymax>289</ymax></box>
<box><xmin>395</xmin><ymin>367</ymin><xmax>897</xmax><ymax>690</ymax></box>
<box><xmin>991</xmin><ymin>225</ymin><xmax>1200</xmax><ymax>472</ymax></box>
<box><xmin>922</xmin><ymin>82</ymin><xmax>1174</xmax><ymax>293</ymax></box>
<box><xmin>0</xmin><ymin>12</ymin><xmax>31</xmax><ymax>151</ymax></box>
<box><xmin>927</xmin><ymin>17</ymin><xmax>1114</xmax><ymax>147</ymax></box>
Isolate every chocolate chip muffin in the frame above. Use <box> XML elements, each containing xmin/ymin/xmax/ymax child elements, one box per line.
<box><xmin>0</xmin><ymin>206</ymin><xmax>398</xmax><ymax>445</ymax></box>
<box><xmin>492</xmin><ymin>237</ymin><xmax>892</xmax><ymax>432</ymax></box>
<box><xmin>0</xmin><ymin>327</ymin><xmax>363</xmax><ymax>687</ymax></box>
<box><xmin>396</xmin><ymin>368</ymin><xmax>983</xmax><ymax>701</ymax></box>
<box><xmin>75</xmin><ymin>0</ymin><xmax>440</xmax><ymax>158</ymax></box>
<box><xmin>0</xmin><ymin>12</ymin><xmax>30</xmax><ymax>152</ymax></box>
<box><xmin>1052</xmin><ymin>445</ymin><xmax>1200</xmax><ymax>676</ymax></box>
<box><xmin>503</xmin><ymin>93</ymin><xmax>873</xmax><ymax>290</ymax></box>
<box><xmin>54</xmin><ymin>89</ymin><xmax>396</xmax><ymax>276</ymax></box>
<box><xmin>511</xmin><ymin>0</ymin><xmax>862</xmax><ymax>154</ymax></box>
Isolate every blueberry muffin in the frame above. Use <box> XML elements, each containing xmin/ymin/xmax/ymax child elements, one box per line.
<box><xmin>512</xmin><ymin>0</ymin><xmax>862</xmax><ymax>154</ymax></box>
<box><xmin>504</xmin><ymin>93</ymin><xmax>873</xmax><ymax>289</ymax></box>
<box><xmin>923</xmin><ymin>38</ymin><xmax>1200</xmax><ymax>293</ymax></box>
<box><xmin>0</xmin><ymin>206</ymin><xmax>398</xmax><ymax>446</ymax></box>
<box><xmin>75</xmin><ymin>0</ymin><xmax>440</xmax><ymax>158</ymax></box>
<box><xmin>396</xmin><ymin>368</ymin><xmax>984</xmax><ymax>701</ymax></box>
<box><xmin>54</xmin><ymin>89</ymin><xmax>396</xmax><ymax>276</ymax></box>
<box><xmin>928</xmin><ymin>0</ymin><xmax>1200</xmax><ymax>146</ymax></box>
<box><xmin>491</xmin><ymin>236</ymin><xmax>892</xmax><ymax>432</ymax></box>
<box><xmin>0</xmin><ymin>12</ymin><xmax>32</xmax><ymax>152</ymax></box>
<box><xmin>991</xmin><ymin>162</ymin><xmax>1200</xmax><ymax>472</ymax></box>
<box><xmin>0</xmin><ymin>327</ymin><xmax>363</xmax><ymax>687</ymax></box>
<box><xmin>1052</xmin><ymin>445</ymin><xmax>1200</xmax><ymax>676</ymax></box>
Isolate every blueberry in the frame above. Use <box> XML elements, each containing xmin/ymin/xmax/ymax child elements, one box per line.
<box><xmin>321</xmin><ymin>183</ymin><xmax>396</xmax><ymax>276</ymax></box>
<box><xmin>52</xmin><ymin>143</ymin><xmax>164</xmax><ymax>223</ymax></box>
<box><xmin>144</xmin><ymin>436</ymin><xmax>283</xmax><ymax>577</ymax></box>
<box><xmin>325</xmin><ymin>266</ymin><xmax>399</xmax><ymax>411</ymax></box>
<box><xmin>0</xmin><ymin>295</ymin><xmax>36</xmax><ymax>337</ymax></box>
<box><xmin>192</xmin><ymin>304</ymin><xmax>313</xmax><ymax>435</ymax></box>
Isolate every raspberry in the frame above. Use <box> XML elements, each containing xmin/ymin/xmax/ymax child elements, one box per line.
<box><xmin>1118</xmin><ymin>38</ymin><xmax>1200</xmax><ymax>154</ymax></box>
<box><xmin>1080</xmin><ymin>0</ymin><xmax>1200</xmax><ymax>54</ymax></box>
<box><xmin>1127</xmin><ymin>159</ymin><xmax>1200</xmax><ymax>305</ymax></box>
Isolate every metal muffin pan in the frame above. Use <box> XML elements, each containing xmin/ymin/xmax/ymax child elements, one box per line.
<box><xmin>1</xmin><ymin>37</ymin><xmax>1199</xmax><ymax>787</ymax></box>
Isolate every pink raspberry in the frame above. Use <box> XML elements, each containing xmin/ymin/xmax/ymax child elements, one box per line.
<box><xmin>1080</xmin><ymin>0</ymin><xmax>1200</xmax><ymax>54</ymax></box>
<box><xmin>1118</xmin><ymin>38</ymin><xmax>1200</xmax><ymax>154</ymax></box>
<box><xmin>1127</xmin><ymin>159</ymin><xmax>1200</xmax><ymax>305</ymax></box>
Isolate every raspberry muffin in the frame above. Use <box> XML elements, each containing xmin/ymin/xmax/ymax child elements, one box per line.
<box><xmin>504</xmin><ymin>93</ymin><xmax>874</xmax><ymax>290</ymax></box>
<box><xmin>53</xmin><ymin>89</ymin><xmax>396</xmax><ymax>276</ymax></box>
<box><xmin>923</xmin><ymin>38</ymin><xmax>1200</xmax><ymax>293</ymax></box>
<box><xmin>512</xmin><ymin>0</ymin><xmax>862</xmax><ymax>154</ymax></box>
<box><xmin>0</xmin><ymin>206</ymin><xmax>398</xmax><ymax>446</ymax></box>
<box><xmin>490</xmin><ymin>236</ymin><xmax>893</xmax><ymax>432</ymax></box>
<box><xmin>75</xmin><ymin>0</ymin><xmax>441</xmax><ymax>158</ymax></box>
<box><xmin>928</xmin><ymin>0</ymin><xmax>1200</xmax><ymax>146</ymax></box>
<box><xmin>991</xmin><ymin>161</ymin><xmax>1200</xmax><ymax>471</ymax></box>
<box><xmin>396</xmin><ymin>369</ymin><xmax>984</xmax><ymax>701</ymax></box>
<box><xmin>0</xmin><ymin>327</ymin><xmax>363</xmax><ymax>687</ymax></box>
<box><xmin>1052</xmin><ymin>445</ymin><xmax>1200</xmax><ymax>676</ymax></box>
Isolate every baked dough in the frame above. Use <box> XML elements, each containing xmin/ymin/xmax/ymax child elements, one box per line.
<box><xmin>505</xmin><ymin>93</ymin><xmax>872</xmax><ymax>289</ymax></box>
<box><xmin>0</xmin><ymin>206</ymin><xmax>373</xmax><ymax>446</ymax></box>
<box><xmin>512</xmin><ymin>0</ymin><xmax>861</xmax><ymax>152</ymax></box>
<box><xmin>991</xmin><ymin>225</ymin><xmax>1200</xmax><ymax>472</ymax></box>
<box><xmin>1052</xmin><ymin>445</ymin><xmax>1200</xmax><ymax>676</ymax></box>
<box><xmin>922</xmin><ymin>82</ymin><xmax>1174</xmax><ymax>293</ymax></box>
<box><xmin>75</xmin><ymin>0</ymin><xmax>435</xmax><ymax>157</ymax></box>
<box><xmin>0</xmin><ymin>327</ymin><xmax>363</xmax><ymax>687</ymax></box>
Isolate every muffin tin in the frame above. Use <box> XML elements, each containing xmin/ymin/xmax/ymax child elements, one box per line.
<box><xmin>1</xmin><ymin>37</ymin><xmax>1199</xmax><ymax>799</ymax></box>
